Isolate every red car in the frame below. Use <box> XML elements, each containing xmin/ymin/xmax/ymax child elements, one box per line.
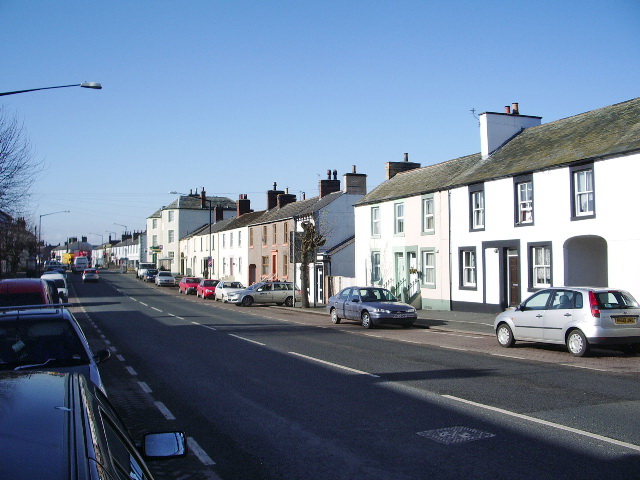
<box><xmin>178</xmin><ymin>277</ymin><xmax>201</xmax><ymax>295</ymax></box>
<box><xmin>0</xmin><ymin>278</ymin><xmax>59</xmax><ymax>306</ymax></box>
<box><xmin>196</xmin><ymin>279</ymin><xmax>219</xmax><ymax>299</ymax></box>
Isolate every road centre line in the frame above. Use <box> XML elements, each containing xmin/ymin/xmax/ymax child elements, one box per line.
<box><xmin>187</xmin><ymin>437</ymin><xmax>216</xmax><ymax>466</ymax></box>
<box><xmin>194</xmin><ymin>321</ymin><xmax>215</xmax><ymax>330</ymax></box>
<box><xmin>125</xmin><ymin>366</ymin><xmax>137</xmax><ymax>376</ymax></box>
<box><xmin>154</xmin><ymin>401</ymin><xmax>176</xmax><ymax>420</ymax></box>
<box><xmin>439</xmin><ymin>346</ymin><xmax>469</xmax><ymax>351</ymax></box>
<box><xmin>442</xmin><ymin>394</ymin><xmax>640</xmax><ymax>453</ymax></box>
<box><xmin>228</xmin><ymin>334</ymin><xmax>266</xmax><ymax>346</ymax></box>
<box><xmin>491</xmin><ymin>353</ymin><xmax>527</xmax><ymax>360</ymax></box>
<box><xmin>151</xmin><ymin>307</ymin><xmax>162</xmax><ymax>312</ymax></box>
<box><xmin>289</xmin><ymin>352</ymin><xmax>380</xmax><ymax>377</ymax></box>
<box><xmin>139</xmin><ymin>302</ymin><xmax>148</xmax><ymax>306</ymax></box>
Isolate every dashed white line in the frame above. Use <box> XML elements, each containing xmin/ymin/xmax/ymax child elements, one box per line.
<box><xmin>443</xmin><ymin>394</ymin><xmax>640</xmax><ymax>453</ymax></box>
<box><xmin>139</xmin><ymin>302</ymin><xmax>148</xmax><ymax>307</ymax></box>
<box><xmin>116</xmin><ymin>354</ymin><xmax>125</xmax><ymax>362</ymax></box>
<box><xmin>125</xmin><ymin>366</ymin><xmax>138</xmax><ymax>376</ymax></box>
<box><xmin>289</xmin><ymin>352</ymin><xmax>379</xmax><ymax>377</ymax></box>
<box><xmin>188</xmin><ymin>437</ymin><xmax>216</xmax><ymax>465</ymax></box>
<box><xmin>491</xmin><ymin>353</ymin><xmax>527</xmax><ymax>359</ymax></box>
<box><xmin>560</xmin><ymin>363</ymin><xmax>609</xmax><ymax>372</ymax></box>
<box><xmin>138</xmin><ymin>381</ymin><xmax>152</xmax><ymax>393</ymax></box>
<box><xmin>228</xmin><ymin>334</ymin><xmax>265</xmax><ymax>345</ymax></box>
<box><xmin>151</xmin><ymin>307</ymin><xmax>162</xmax><ymax>312</ymax></box>
<box><xmin>155</xmin><ymin>401</ymin><xmax>176</xmax><ymax>420</ymax></box>
<box><xmin>424</xmin><ymin>330</ymin><xmax>484</xmax><ymax>339</ymax></box>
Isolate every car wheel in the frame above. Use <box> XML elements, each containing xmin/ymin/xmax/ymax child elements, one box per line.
<box><xmin>566</xmin><ymin>329</ymin><xmax>589</xmax><ymax>357</ymax></box>
<box><xmin>331</xmin><ymin>308</ymin><xmax>341</xmax><ymax>324</ymax></box>
<box><xmin>496</xmin><ymin>323</ymin><xmax>515</xmax><ymax>348</ymax></box>
<box><xmin>284</xmin><ymin>296</ymin><xmax>293</xmax><ymax>307</ymax></box>
<box><xmin>242</xmin><ymin>296</ymin><xmax>254</xmax><ymax>307</ymax></box>
<box><xmin>361</xmin><ymin>311</ymin><xmax>373</xmax><ymax>329</ymax></box>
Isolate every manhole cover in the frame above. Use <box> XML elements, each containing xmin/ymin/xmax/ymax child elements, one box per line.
<box><xmin>417</xmin><ymin>426</ymin><xmax>495</xmax><ymax>445</ymax></box>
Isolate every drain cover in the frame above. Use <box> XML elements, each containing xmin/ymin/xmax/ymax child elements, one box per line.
<box><xmin>417</xmin><ymin>426</ymin><xmax>495</xmax><ymax>445</ymax></box>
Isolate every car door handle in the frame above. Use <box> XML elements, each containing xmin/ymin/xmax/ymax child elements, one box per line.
<box><xmin>536</xmin><ymin>314</ymin><xmax>543</xmax><ymax>318</ymax></box>
<box><xmin>564</xmin><ymin>313</ymin><xmax>572</xmax><ymax>317</ymax></box>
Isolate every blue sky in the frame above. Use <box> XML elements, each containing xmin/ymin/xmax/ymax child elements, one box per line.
<box><xmin>1</xmin><ymin>1</ymin><xmax>638</xmax><ymax>246</ymax></box>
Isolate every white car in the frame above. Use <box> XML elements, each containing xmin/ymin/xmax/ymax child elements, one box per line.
<box><xmin>155</xmin><ymin>271</ymin><xmax>176</xmax><ymax>287</ymax></box>
<box><xmin>40</xmin><ymin>272</ymin><xmax>69</xmax><ymax>302</ymax></box>
<box><xmin>494</xmin><ymin>287</ymin><xmax>640</xmax><ymax>356</ymax></box>
<box><xmin>214</xmin><ymin>281</ymin><xmax>245</xmax><ymax>302</ymax></box>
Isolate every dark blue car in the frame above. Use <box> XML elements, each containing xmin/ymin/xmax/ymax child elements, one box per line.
<box><xmin>327</xmin><ymin>286</ymin><xmax>417</xmax><ymax>329</ymax></box>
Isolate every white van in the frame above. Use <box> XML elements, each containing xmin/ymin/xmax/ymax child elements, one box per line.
<box><xmin>40</xmin><ymin>272</ymin><xmax>69</xmax><ymax>302</ymax></box>
<box><xmin>72</xmin><ymin>256</ymin><xmax>89</xmax><ymax>274</ymax></box>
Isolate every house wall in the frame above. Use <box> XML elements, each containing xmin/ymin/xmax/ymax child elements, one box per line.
<box><xmin>449</xmin><ymin>152</ymin><xmax>640</xmax><ymax>312</ymax></box>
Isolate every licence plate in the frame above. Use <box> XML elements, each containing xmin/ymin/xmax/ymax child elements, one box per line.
<box><xmin>614</xmin><ymin>316</ymin><xmax>637</xmax><ymax>325</ymax></box>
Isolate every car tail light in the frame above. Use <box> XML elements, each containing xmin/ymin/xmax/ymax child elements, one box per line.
<box><xmin>589</xmin><ymin>291</ymin><xmax>600</xmax><ymax>318</ymax></box>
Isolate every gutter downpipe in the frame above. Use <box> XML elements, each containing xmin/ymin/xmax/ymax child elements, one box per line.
<box><xmin>448</xmin><ymin>190</ymin><xmax>453</xmax><ymax>311</ymax></box>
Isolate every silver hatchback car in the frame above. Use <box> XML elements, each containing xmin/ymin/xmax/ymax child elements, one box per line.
<box><xmin>228</xmin><ymin>281</ymin><xmax>298</xmax><ymax>307</ymax></box>
<box><xmin>494</xmin><ymin>287</ymin><xmax>640</xmax><ymax>356</ymax></box>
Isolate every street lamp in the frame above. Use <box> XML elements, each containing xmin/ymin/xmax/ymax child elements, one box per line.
<box><xmin>170</xmin><ymin>190</ymin><xmax>213</xmax><ymax>279</ymax></box>
<box><xmin>88</xmin><ymin>232</ymin><xmax>104</xmax><ymax>245</ymax></box>
<box><xmin>113</xmin><ymin>223</ymin><xmax>128</xmax><ymax>236</ymax></box>
<box><xmin>38</xmin><ymin>210</ymin><xmax>70</xmax><ymax>268</ymax></box>
<box><xmin>0</xmin><ymin>82</ymin><xmax>102</xmax><ymax>96</ymax></box>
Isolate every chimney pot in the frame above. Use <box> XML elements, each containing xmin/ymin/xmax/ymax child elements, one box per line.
<box><xmin>505</xmin><ymin>106</ymin><xmax>511</xmax><ymax>114</ymax></box>
<box><xmin>511</xmin><ymin>102</ymin><xmax>519</xmax><ymax>115</ymax></box>
<box><xmin>404</xmin><ymin>153</ymin><xmax>408</xmax><ymax>162</ymax></box>
<box><xmin>352</xmin><ymin>165</ymin><xmax>356</xmax><ymax>173</ymax></box>
<box><xmin>326</xmin><ymin>169</ymin><xmax>331</xmax><ymax>179</ymax></box>
<box><xmin>333</xmin><ymin>169</ymin><xmax>337</xmax><ymax>180</ymax></box>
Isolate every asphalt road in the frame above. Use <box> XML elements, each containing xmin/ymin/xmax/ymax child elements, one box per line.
<box><xmin>69</xmin><ymin>270</ymin><xmax>640</xmax><ymax>480</ymax></box>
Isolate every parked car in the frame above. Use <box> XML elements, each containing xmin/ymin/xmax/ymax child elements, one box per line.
<box><xmin>71</xmin><ymin>256</ymin><xmax>89</xmax><ymax>274</ymax></box>
<box><xmin>0</xmin><ymin>371</ymin><xmax>186</xmax><ymax>479</ymax></box>
<box><xmin>327</xmin><ymin>286</ymin><xmax>417</xmax><ymax>329</ymax></box>
<box><xmin>144</xmin><ymin>268</ymin><xmax>159</xmax><ymax>282</ymax></box>
<box><xmin>178</xmin><ymin>277</ymin><xmax>201</xmax><ymax>295</ymax></box>
<box><xmin>0</xmin><ymin>305</ymin><xmax>111</xmax><ymax>393</ymax></box>
<box><xmin>494</xmin><ymin>287</ymin><xmax>640</xmax><ymax>356</ymax></box>
<box><xmin>82</xmin><ymin>268</ymin><xmax>100</xmax><ymax>282</ymax></box>
<box><xmin>155</xmin><ymin>271</ymin><xmax>176</xmax><ymax>287</ymax></box>
<box><xmin>40</xmin><ymin>272</ymin><xmax>69</xmax><ymax>302</ymax></box>
<box><xmin>214</xmin><ymin>280</ymin><xmax>246</xmax><ymax>302</ymax></box>
<box><xmin>228</xmin><ymin>281</ymin><xmax>299</xmax><ymax>307</ymax></box>
<box><xmin>0</xmin><ymin>278</ymin><xmax>58</xmax><ymax>307</ymax></box>
<box><xmin>196</xmin><ymin>279</ymin><xmax>219</xmax><ymax>299</ymax></box>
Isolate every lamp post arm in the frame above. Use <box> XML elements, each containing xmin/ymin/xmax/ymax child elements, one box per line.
<box><xmin>0</xmin><ymin>82</ymin><xmax>102</xmax><ymax>96</ymax></box>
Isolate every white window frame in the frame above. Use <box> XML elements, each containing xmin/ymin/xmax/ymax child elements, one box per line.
<box><xmin>532</xmin><ymin>246</ymin><xmax>551</xmax><ymax>288</ymax></box>
<box><xmin>421</xmin><ymin>250</ymin><xmax>435</xmax><ymax>286</ymax></box>
<box><xmin>394</xmin><ymin>203</ymin><xmax>404</xmax><ymax>234</ymax></box>
<box><xmin>371</xmin><ymin>206</ymin><xmax>380</xmax><ymax>237</ymax></box>
<box><xmin>168</xmin><ymin>211</ymin><xmax>174</xmax><ymax>222</ymax></box>
<box><xmin>471</xmin><ymin>191</ymin><xmax>484</xmax><ymax>229</ymax></box>
<box><xmin>371</xmin><ymin>251</ymin><xmax>381</xmax><ymax>283</ymax></box>
<box><xmin>574</xmin><ymin>169</ymin><xmax>594</xmax><ymax>216</ymax></box>
<box><xmin>517</xmin><ymin>181</ymin><xmax>533</xmax><ymax>224</ymax></box>
<box><xmin>422</xmin><ymin>197</ymin><xmax>434</xmax><ymax>233</ymax></box>
<box><xmin>168</xmin><ymin>230</ymin><xmax>174</xmax><ymax>243</ymax></box>
<box><xmin>462</xmin><ymin>250</ymin><xmax>476</xmax><ymax>287</ymax></box>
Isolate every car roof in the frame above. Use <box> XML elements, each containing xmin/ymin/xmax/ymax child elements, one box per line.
<box><xmin>0</xmin><ymin>371</ymin><xmax>72</xmax><ymax>479</ymax></box>
<box><xmin>0</xmin><ymin>305</ymin><xmax>70</xmax><ymax>319</ymax></box>
<box><xmin>0</xmin><ymin>278</ymin><xmax>48</xmax><ymax>294</ymax></box>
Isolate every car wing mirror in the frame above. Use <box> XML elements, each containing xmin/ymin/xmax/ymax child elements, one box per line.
<box><xmin>352</xmin><ymin>298</ymin><xmax>360</xmax><ymax>303</ymax></box>
<box><xmin>94</xmin><ymin>349</ymin><xmax>111</xmax><ymax>364</ymax></box>
<box><xmin>143</xmin><ymin>431</ymin><xmax>187</xmax><ymax>459</ymax></box>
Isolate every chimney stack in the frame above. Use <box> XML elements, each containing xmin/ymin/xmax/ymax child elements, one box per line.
<box><xmin>386</xmin><ymin>153</ymin><xmax>421</xmax><ymax>180</ymax></box>
<box><xmin>479</xmin><ymin>102</ymin><xmax>541</xmax><ymax>159</ymax></box>
<box><xmin>343</xmin><ymin>165</ymin><xmax>367</xmax><ymax>195</ymax></box>
<box><xmin>237</xmin><ymin>194</ymin><xmax>252</xmax><ymax>216</ymax></box>
<box><xmin>267</xmin><ymin>182</ymin><xmax>285</xmax><ymax>210</ymax></box>
<box><xmin>319</xmin><ymin>168</ymin><xmax>341</xmax><ymax>198</ymax></box>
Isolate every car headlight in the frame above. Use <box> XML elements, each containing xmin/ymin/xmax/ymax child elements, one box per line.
<box><xmin>371</xmin><ymin>308</ymin><xmax>391</xmax><ymax>314</ymax></box>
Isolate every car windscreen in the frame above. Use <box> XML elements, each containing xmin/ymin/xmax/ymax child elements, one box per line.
<box><xmin>228</xmin><ymin>283</ymin><xmax>244</xmax><ymax>288</ymax></box>
<box><xmin>147</xmin><ymin>270</ymin><xmax>158</xmax><ymax>274</ymax></box>
<box><xmin>596</xmin><ymin>291</ymin><xmax>639</xmax><ymax>309</ymax></box>
<box><xmin>0</xmin><ymin>292</ymin><xmax>45</xmax><ymax>307</ymax></box>
<box><xmin>0</xmin><ymin>319</ymin><xmax>89</xmax><ymax>368</ymax></box>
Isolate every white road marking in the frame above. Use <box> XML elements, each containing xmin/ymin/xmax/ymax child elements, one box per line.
<box><xmin>560</xmin><ymin>363</ymin><xmax>609</xmax><ymax>372</ymax></box>
<box><xmin>289</xmin><ymin>352</ymin><xmax>380</xmax><ymax>377</ymax></box>
<box><xmin>188</xmin><ymin>437</ymin><xmax>216</xmax><ymax>465</ymax></box>
<box><xmin>139</xmin><ymin>302</ymin><xmax>148</xmax><ymax>307</ymax></box>
<box><xmin>439</xmin><ymin>346</ymin><xmax>468</xmax><ymax>351</ymax></box>
<box><xmin>125</xmin><ymin>366</ymin><xmax>137</xmax><ymax>376</ymax></box>
<box><xmin>154</xmin><ymin>401</ymin><xmax>176</xmax><ymax>420</ymax></box>
<box><xmin>491</xmin><ymin>353</ymin><xmax>527</xmax><ymax>359</ymax></box>
<box><xmin>116</xmin><ymin>354</ymin><xmax>125</xmax><ymax>362</ymax></box>
<box><xmin>229</xmin><ymin>334</ymin><xmax>265</xmax><ymax>345</ymax></box>
<box><xmin>151</xmin><ymin>307</ymin><xmax>162</xmax><ymax>312</ymax></box>
<box><xmin>138</xmin><ymin>381</ymin><xmax>152</xmax><ymax>393</ymax></box>
<box><xmin>443</xmin><ymin>395</ymin><xmax>640</xmax><ymax>453</ymax></box>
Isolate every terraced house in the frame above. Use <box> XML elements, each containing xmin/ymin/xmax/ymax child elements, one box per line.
<box><xmin>355</xmin><ymin>97</ymin><xmax>640</xmax><ymax>313</ymax></box>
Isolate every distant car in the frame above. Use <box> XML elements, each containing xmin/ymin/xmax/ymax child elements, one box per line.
<box><xmin>327</xmin><ymin>286</ymin><xmax>417</xmax><ymax>329</ymax></box>
<box><xmin>228</xmin><ymin>281</ymin><xmax>299</xmax><ymax>307</ymax></box>
<box><xmin>494</xmin><ymin>287</ymin><xmax>640</xmax><ymax>356</ymax></box>
<box><xmin>82</xmin><ymin>268</ymin><xmax>100</xmax><ymax>282</ymax></box>
<box><xmin>0</xmin><ymin>306</ymin><xmax>111</xmax><ymax>393</ymax></box>
<box><xmin>0</xmin><ymin>371</ymin><xmax>186</xmax><ymax>479</ymax></box>
<box><xmin>178</xmin><ymin>277</ymin><xmax>201</xmax><ymax>295</ymax></box>
<box><xmin>196</xmin><ymin>279</ymin><xmax>219</xmax><ymax>299</ymax></box>
<box><xmin>143</xmin><ymin>269</ymin><xmax>158</xmax><ymax>282</ymax></box>
<box><xmin>214</xmin><ymin>280</ymin><xmax>245</xmax><ymax>302</ymax></box>
<box><xmin>0</xmin><ymin>278</ymin><xmax>58</xmax><ymax>307</ymax></box>
<box><xmin>40</xmin><ymin>272</ymin><xmax>69</xmax><ymax>302</ymax></box>
<box><xmin>155</xmin><ymin>271</ymin><xmax>176</xmax><ymax>287</ymax></box>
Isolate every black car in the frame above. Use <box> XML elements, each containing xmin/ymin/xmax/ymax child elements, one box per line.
<box><xmin>0</xmin><ymin>371</ymin><xmax>186</xmax><ymax>479</ymax></box>
<box><xmin>327</xmin><ymin>286</ymin><xmax>417</xmax><ymax>328</ymax></box>
<box><xmin>144</xmin><ymin>269</ymin><xmax>159</xmax><ymax>282</ymax></box>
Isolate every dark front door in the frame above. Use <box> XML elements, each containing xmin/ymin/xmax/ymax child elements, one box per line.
<box><xmin>508</xmin><ymin>253</ymin><xmax>520</xmax><ymax>307</ymax></box>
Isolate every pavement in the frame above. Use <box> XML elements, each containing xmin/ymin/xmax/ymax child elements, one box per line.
<box><xmin>288</xmin><ymin>302</ymin><xmax>497</xmax><ymax>336</ymax></box>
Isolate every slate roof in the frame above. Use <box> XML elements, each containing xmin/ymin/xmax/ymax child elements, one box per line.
<box><xmin>249</xmin><ymin>191</ymin><xmax>345</xmax><ymax>226</ymax></box>
<box><xmin>165</xmin><ymin>195</ymin><xmax>236</xmax><ymax>210</ymax></box>
<box><xmin>181</xmin><ymin>210</ymin><xmax>267</xmax><ymax>240</ymax></box>
<box><xmin>358</xmin><ymin>97</ymin><xmax>640</xmax><ymax>206</ymax></box>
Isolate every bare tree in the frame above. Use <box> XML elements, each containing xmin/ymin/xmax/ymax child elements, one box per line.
<box><xmin>298</xmin><ymin>220</ymin><xmax>326</xmax><ymax>308</ymax></box>
<box><xmin>0</xmin><ymin>216</ymin><xmax>37</xmax><ymax>276</ymax></box>
<box><xmin>0</xmin><ymin>106</ymin><xmax>38</xmax><ymax>216</ymax></box>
